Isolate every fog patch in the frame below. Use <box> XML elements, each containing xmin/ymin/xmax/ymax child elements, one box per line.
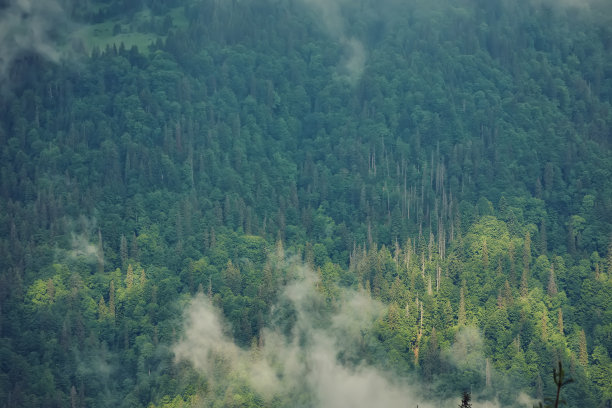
<box><xmin>175</xmin><ymin>263</ymin><xmax>540</xmax><ymax>407</ymax></box>
<box><xmin>445</xmin><ymin>326</ymin><xmax>486</xmax><ymax>372</ymax></box>
<box><xmin>301</xmin><ymin>0</ymin><xmax>367</xmax><ymax>83</ymax></box>
<box><xmin>174</xmin><ymin>266</ymin><xmax>535</xmax><ymax>407</ymax></box>
<box><xmin>174</xmin><ymin>266</ymin><xmax>439</xmax><ymax>407</ymax></box>
<box><xmin>0</xmin><ymin>0</ymin><xmax>73</xmax><ymax>87</ymax></box>
<box><xmin>69</xmin><ymin>233</ymin><xmax>101</xmax><ymax>262</ymax></box>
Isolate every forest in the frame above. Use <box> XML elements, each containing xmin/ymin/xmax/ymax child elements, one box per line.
<box><xmin>0</xmin><ymin>0</ymin><xmax>611</xmax><ymax>406</ymax></box>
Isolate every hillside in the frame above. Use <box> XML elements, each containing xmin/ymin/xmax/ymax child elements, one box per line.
<box><xmin>0</xmin><ymin>0</ymin><xmax>611</xmax><ymax>407</ymax></box>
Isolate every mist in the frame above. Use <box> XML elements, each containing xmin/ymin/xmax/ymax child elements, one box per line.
<box><xmin>57</xmin><ymin>216</ymin><xmax>104</xmax><ymax>265</ymax></box>
<box><xmin>174</xmin><ymin>267</ymin><xmax>426</xmax><ymax>407</ymax></box>
<box><xmin>0</xmin><ymin>0</ymin><xmax>70</xmax><ymax>87</ymax></box>
<box><xmin>69</xmin><ymin>232</ymin><xmax>103</xmax><ymax>264</ymax></box>
<box><xmin>174</xmin><ymin>266</ymin><xmax>533</xmax><ymax>407</ymax></box>
<box><xmin>299</xmin><ymin>0</ymin><xmax>367</xmax><ymax>83</ymax></box>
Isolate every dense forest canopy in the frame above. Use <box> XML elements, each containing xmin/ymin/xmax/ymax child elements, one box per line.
<box><xmin>0</xmin><ymin>0</ymin><xmax>611</xmax><ymax>407</ymax></box>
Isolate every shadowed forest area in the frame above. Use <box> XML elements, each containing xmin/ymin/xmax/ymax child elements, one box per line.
<box><xmin>0</xmin><ymin>0</ymin><xmax>611</xmax><ymax>406</ymax></box>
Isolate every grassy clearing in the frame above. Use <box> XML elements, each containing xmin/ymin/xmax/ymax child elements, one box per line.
<box><xmin>74</xmin><ymin>6</ymin><xmax>187</xmax><ymax>56</ymax></box>
<box><xmin>168</xmin><ymin>6</ymin><xmax>189</xmax><ymax>30</ymax></box>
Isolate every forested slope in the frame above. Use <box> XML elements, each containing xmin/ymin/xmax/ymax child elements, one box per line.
<box><xmin>0</xmin><ymin>0</ymin><xmax>611</xmax><ymax>407</ymax></box>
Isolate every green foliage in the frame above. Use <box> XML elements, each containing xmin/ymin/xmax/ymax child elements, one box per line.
<box><xmin>0</xmin><ymin>0</ymin><xmax>610</xmax><ymax>407</ymax></box>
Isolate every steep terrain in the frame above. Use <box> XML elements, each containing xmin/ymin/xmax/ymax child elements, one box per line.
<box><xmin>0</xmin><ymin>0</ymin><xmax>611</xmax><ymax>406</ymax></box>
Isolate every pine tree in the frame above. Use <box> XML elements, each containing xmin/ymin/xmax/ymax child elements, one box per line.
<box><xmin>535</xmin><ymin>177</ymin><xmax>543</xmax><ymax>198</ymax></box>
<box><xmin>126</xmin><ymin>264</ymin><xmax>134</xmax><ymax>289</ymax></box>
<box><xmin>539</xmin><ymin>219</ymin><xmax>548</xmax><ymax>255</ymax></box>
<box><xmin>275</xmin><ymin>232</ymin><xmax>284</xmax><ymax>260</ymax></box>
<box><xmin>504</xmin><ymin>280</ymin><xmax>513</xmax><ymax>305</ymax></box>
<box><xmin>210</xmin><ymin>227</ymin><xmax>216</xmax><ymax>248</ymax></box>
<box><xmin>567</xmin><ymin>224</ymin><xmax>576</xmax><ymax>254</ymax></box>
<box><xmin>541</xmin><ymin>308</ymin><xmax>548</xmax><ymax>341</ymax></box>
<box><xmin>46</xmin><ymin>279</ymin><xmax>55</xmax><ymax>303</ymax></box>
<box><xmin>521</xmin><ymin>268</ymin><xmax>529</xmax><ymax>297</ymax></box>
<box><xmin>458</xmin><ymin>286</ymin><xmax>466</xmax><ymax>326</ymax></box>
<box><xmin>509</xmin><ymin>240</ymin><xmax>516</xmax><ymax>285</ymax></box>
<box><xmin>547</xmin><ymin>266</ymin><xmax>558</xmax><ymax>297</ymax></box>
<box><xmin>98</xmin><ymin>296</ymin><xmax>108</xmax><ymax>319</ymax></box>
<box><xmin>120</xmin><ymin>234</ymin><xmax>128</xmax><ymax>268</ymax></box>
<box><xmin>459</xmin><ymin>391</ymin><xmax>472</xmax><ymax>408</ymax></box>
<box><xmin>97</xmin><ymin>229</ymin><xmax>104</xmax><ymax>273</ymax></box>
<box><xmin>482</xmin><ymin>238</ymin><xmax>489</xmax><ymax>270</ymax></box>
<box><xmin>223</xmin><ymin>260</ymin><xmax>242</xmax><ymax>294</ymax></box>
<box><xmin>578</xmin><ymin>329</ymin><xmax>588</xmax><ymax>367</ymax></box>
<box><xmin>422</xmin><ymin>327</ymin><xmax>439</xmax><ymax>381</ymax></box>
<box><xmin>131</xmin><ymin>232</ymin><xmax>139</xmax><ymax>261</ymax></box>
<box><xmin>139</xmin><ymin>267</ymin><xmax>146</xmax><ymax>286</ymax></box>
<box><xmin>305</xmin><ymin>242</ymin><xmax>314</xmax><ymax>268</ymax></box>
<box><xmin>523</xmin><ymin>231</ymin><xmax>532</xmax><ymax>271</ymax></box>
<box><xmin>109</xmin><ymin>280</ymin><xmax>115</xmax><ymax>319</ymax></box>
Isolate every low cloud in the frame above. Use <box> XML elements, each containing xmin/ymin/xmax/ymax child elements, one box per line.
<box><xmin>174</xmin><ymin>266</ymin><xmax>535</xmax><ymax>407</ymax></box>
<box><xmin>56</xmin><ymin>216</ymin><xmax>104</xmax><ymax>266</ymax></box>
<box><xmin>174</xmin><ymin>267</ymin><xmax>434</xmax><ymax>407</ymax></box>
<box><xmin>445</xmin><ymin>326</ymin><xmax>487</xmax><ymax>373</ymax></box>
<box><xmin>0</xmin><ymin>0</ymin><xmax>71</xmax><ymax>86</ymax></box>
<box><xmin>300</xmin><ymin>0</ymin><xmax>367</xmax><ymax>83</ymax></box>
<box><xmin>69</xmin><ymin>232</ymin><xmax>103</xmax><ymax>264</ymax></box>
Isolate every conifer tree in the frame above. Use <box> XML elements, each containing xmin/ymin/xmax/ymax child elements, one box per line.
<box><xmin>521</xmin><ymin>268</ymin><xmax>529</xmax><ymax>297</ymax></box>
<box><xmin>459</xmin><ymin>391</ymin><xmax>472</xmax><ymax>408</ymax></box>
<box><xmin>458</xmin><ymin>286</ymin><xmax>466</xmax><ymax>326</ymax></box>
<box><xmin>539</xmin><ymin>219</ymin><xmax>548</xmax><ymax>255</ymax></box>
<box><xmin>504</xmin><ymin>280</ymin><xmax>513</xmax><ymax>305</ymax></box>
<box><xmin>579</xmin><ymin>329</ymin><xmax>588</xmax><ymax>367</ymax></box>
<box><xmin>46</xmin><ymin>279</ymin><xmax>55</xmax><ymax>303</ymax></box>
<box><xmin>524</xmin><ymin>232</ymin><xmax>532</xmax><ymax>271</ymax></box>
<box><xmin>98</xmin><ymin>296</ymin><xmax>108</xmax><ymax>319</ymax></box>
<box><xmin>120</xmin><ymin>235</ymin><xmax>128</xmax><ymax>268</ymax></box>
<box><xmin>223</xmin><ymin>260</ymin><xmax>242</xmax><ymax>294</ymax></box>
<box><xmin>109</xmin><ymin>280</ymin><xmax>115</xmax><ymax>319</ymax></box>
<box><xmin>126</xmin><ymin>264</ymin><xmax>135</xmax><ymax>289</ymax></box>
<box><xmin>547</xmin><ymin>266</ymin><xmax>558</xmax><ymax>297</ymax></box>
<box><xmin>508</xmin><ymin>240</ymin><xmax>516</xmax><ymax>284</ymax></box>
<box><xmin>541</xmin><ymin>308</ymin><xmax>548</xmax><ymax>341</ymax></box>
<box><xmin>97</xmin><ymin>229</ymin><xmax>104</xmax><ymax>273</ymax></box>
<box><xmin>131</xmin><ymin>232</ymin><xmax>139</xmax><ymax>261</ymax></box>
<box><xmin>139</xmin><ymin>267</ymin><xmax>146</xmax><ymax>286</ymax></box>
<box><xmin>482</xmin><ymin>238</ymin><xmax>489</xmax><ymax>270</ymax></box>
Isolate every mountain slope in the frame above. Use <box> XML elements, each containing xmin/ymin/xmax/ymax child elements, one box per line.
<box><xmin>0</xmin><ymin>0</ymin><xmax>610</xmax><ymax>407</ymax></box>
